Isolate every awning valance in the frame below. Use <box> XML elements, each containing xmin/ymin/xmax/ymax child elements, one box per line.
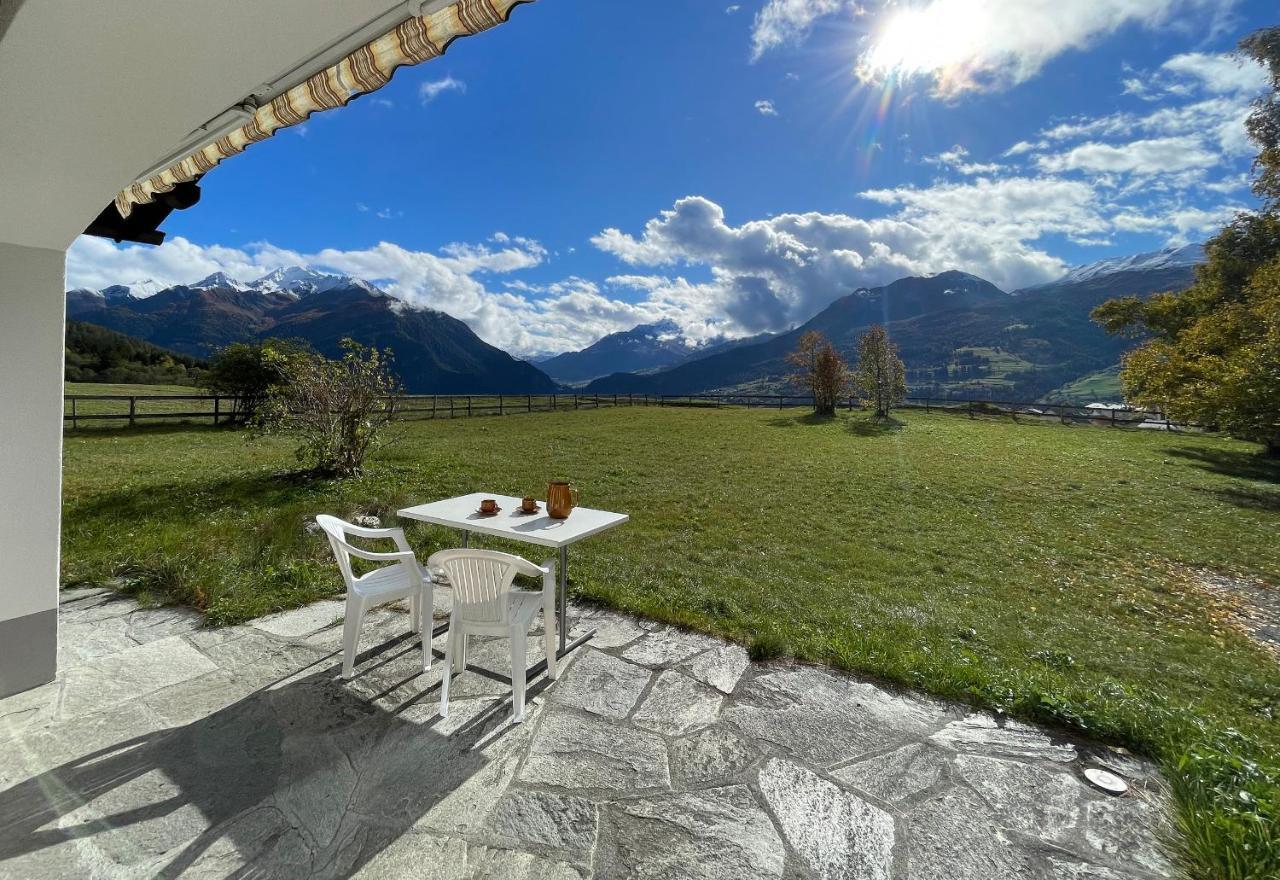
<box><xmin>113</xmin><ymin>0</ymin><xmax>531</xmax><ymax>218</ymax></box>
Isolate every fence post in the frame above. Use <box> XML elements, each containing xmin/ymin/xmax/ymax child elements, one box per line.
<box><xmin>613</xmin><ymin>394</ymin><xmax>618</xmax><ymax>407</ymax></box>
<box><xmin>432</xmin><ymin>395</ymin><xmax>437</xmax><ymax>419</ymax></box>
<box><xmin>968</xmin><ymin>400</ymin><xmax>974</xmax><ymax>419</ymax></box>
<box><xmin>574</xmin><ymin>395</ymin><xmax>579</xmax><ymax>410</ymax></box>
<box><xmin>213</xmin><ymin>396</ymin><xmax>220</xmax><ymax>426</ymax></box>
<box><xmin>499</xmin><ymin>394</ymin><xmax>504</xmax><ymax>416</ymax></box>
<box><xmin>527</xmin><ymin>394</ymin><xmax>532</xmax><ymax>413</ymax></box>
<box><xmin>71</xmin><ymin>397</ymin><xmax>77</xmax><ymax>430</ymax></box>
<box><xmin>552</xmin><ymin>393</ymin><xmax>557</xmax><ymax>412</ymax></box>
<box><xmin>467</xmin><ymin>396</ymin><xmax>472</xmax><ymax>417</ymax></box>
<box><xmin>128</xmin><ymin>396</ymin><xmax>136</xmax><ymax>428</ymax></box>
<box><xmin>450</xmin><ymin>397</ymin><xmax>455</xmax><ymax>419</ymax></box>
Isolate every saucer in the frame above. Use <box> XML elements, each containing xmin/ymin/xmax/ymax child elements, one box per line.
<box><xmin>475</xmin><ymin>506</ymin><xmax>502</xmax><ymax>517</ymax></box>
<box><xmin>513</xmin><ymin>504</ymin><xmax>542</xmax><ymax>515</ymax></box>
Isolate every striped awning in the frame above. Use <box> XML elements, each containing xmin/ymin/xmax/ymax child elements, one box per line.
<box><xmin>114</xmin><ymin>0</ymin><xmax>531</xmax><ymax>218</ymax></box>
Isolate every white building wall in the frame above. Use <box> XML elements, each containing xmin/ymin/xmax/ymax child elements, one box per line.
<box><xmin>0</xmin><ymin>241</ymin><xmax>65</xmax><ymax>696</ymax></box>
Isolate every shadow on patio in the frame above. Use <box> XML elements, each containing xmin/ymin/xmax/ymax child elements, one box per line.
<box><xmin>0</xmin><ymin>605</ymin><xmax>548</xmax><ymax>878</ymax></box>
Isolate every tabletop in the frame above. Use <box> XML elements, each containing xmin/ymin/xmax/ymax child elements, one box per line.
<box><xmin>397</xmin><ymin>492</ymin><xmax>629</xmax><ymax>549</ymax></box>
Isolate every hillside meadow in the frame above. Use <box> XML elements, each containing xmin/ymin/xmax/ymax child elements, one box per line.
<box><xmin>60</xmin><ymin>406</ymin><xmax>1280</xmax><ymax>879</ymax></box>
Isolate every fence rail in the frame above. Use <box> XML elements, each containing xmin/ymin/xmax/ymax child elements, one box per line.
<box><xmin>63</xmin><ymin>391</ymin><xmax>1195</xmax><ymax>431</ymax></box>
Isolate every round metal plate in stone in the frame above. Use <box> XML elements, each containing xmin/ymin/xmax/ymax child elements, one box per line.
<box><xmin>1084</xmin><ymin>767</ymin><xmax>1129</xmax><ymax>795</ymax></box>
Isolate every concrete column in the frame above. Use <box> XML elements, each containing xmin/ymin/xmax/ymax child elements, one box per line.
<box><xmin>0</xmin><ymin>240</ymin><xmax>65</xmax><ymax>698</ymax></box>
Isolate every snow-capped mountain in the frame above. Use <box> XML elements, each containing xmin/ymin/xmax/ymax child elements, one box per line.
<box><xmin>96</xmin><ymin>279</ymin><xmax>167</xmax><ymax>300</ymax></box>
<box><xmin>1057</xmin><ymin>244</ymin><xmax>1205</xmax><ymax>285</ymax></box>
<box><xmin>252</xmin><ymin>265</ymin><xmax>376</xmax><ymax>296</ymax></box>
<box><xmin>189</xmin><ymin>271</ymin><xmax>252</xmax><ymax>291</ymax></box>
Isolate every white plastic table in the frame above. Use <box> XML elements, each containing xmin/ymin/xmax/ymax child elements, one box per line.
<box><xmin>397</xmin><ymin>492</ymin><xmax>629</xmax><ymax>661</ymax></box>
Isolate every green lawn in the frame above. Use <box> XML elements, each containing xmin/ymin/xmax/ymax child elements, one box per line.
<box><xmin>1041</xmin><ymin>366</ymin><xmax>1126</xmax><ymax>405</ymax></box>
<box><xmin>60</xmin><ymin>407</ymin><xmax>1280</xmax><ymax>878</ymax></box>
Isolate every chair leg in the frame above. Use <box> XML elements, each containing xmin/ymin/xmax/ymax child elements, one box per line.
<box><xmin>421</xmin><ymin>582</ymin><xmax>434</xmax><ymax>672</ymax></box>
<box><xmin>453</xmin><ymin>632</ymin><xmax>467</xmax><ymax>674</ymax></box>
<box><xmin>341</xmin><ymin>597</ymin><xmax>366</xmax><ymax>680</ymax></box>
<box><xmin>409</xmin><ymin>592</ymin><xmax>421</xmax><ymax>634</ymax></box>
<box><xmin>511</xmin><ymin>626</ymin><xmax>527</xmax><ymax>723</ymax></box>
<box><xmin>440</xmin><ymin>624</ymin><xmax>454</xmax><ymax>719</ymax></box>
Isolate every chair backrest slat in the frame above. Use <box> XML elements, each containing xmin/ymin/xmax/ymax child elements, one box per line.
<box><xmin>430</xmin><ymin>549</ymin><xmax>522</xmax><ymax>626</ymax></box>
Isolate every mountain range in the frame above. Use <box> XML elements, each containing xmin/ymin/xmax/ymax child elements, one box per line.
<box><xmin>534</xmin><ymin>319</ymin><xmax>775</xmax><ymax>385</ymax></box>
<box><xmin>579</xmin><ymin>245</ymin><xmax>1204</xmax><ymax>401</ymax></box>
<box><xmin>65</xmin><ymin>244</ymin><xmax>1203</xmax><ymax>401</ymax></box>
<box><xmin>66</xmin><ymin>269</ymin><xmax>555</xmax><ymax>394</ymax></box>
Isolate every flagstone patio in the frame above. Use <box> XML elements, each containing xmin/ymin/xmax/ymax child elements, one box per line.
<box><xmin>0</xmin><ymin>588</ymin><xmax>1177</xmax><ymax>879</ymax></box>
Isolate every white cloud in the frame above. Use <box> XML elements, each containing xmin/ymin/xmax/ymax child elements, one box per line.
<box><xmin>755</xmin><ymin>99</ymin><xmax>779</xmax><ymax>117</ymax></box>
<box><xmin>751</xmin><ymin>0</ymin><xmax>853</xmax><ymax>61</ymax></box>
<box><xmin>923</xmin><ymin>145</ymin><xmax>1003</xmax><ymax>175</ymax></box>
<box><xmin>1037</xmin><ymin>135</ymin><xmax>1219</xmax><ymax>175</ymax></box>
<box><xmin>847</xmin><ymin>0</ymin><xmax>1233</xmax><ymax>97</ymax></box>
<box><xmin>419</xmin><ymin>75</ymin><xmax>466</xmax><ymax>103</ymax></box>
<box><xmin>725</xmin><ymin>4</ymin><xmax>741</xmax><ymax>13</ymax></box>
<box><xmin>1161</xmin><ymin>52</ymin><xmax>1269</xmax><ymax>95</ymax></box>
<box><xmin>591</xmin><ymin>192</ymin><xmax>1081</xmax><ymax>331</ymax></box>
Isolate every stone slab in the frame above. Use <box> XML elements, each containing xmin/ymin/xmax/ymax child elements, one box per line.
<box><xmin>904</xmin><ymin>788</ymin><xmax>1036</xmax><ymax>879</ymax></box>
<box><xmin>832</xmin><ymin>742</ymin><xmax>950</xmax><ymax>805</ymax></box>
<box><xmin>758</xmin><ymin>757</ymin><xmax>895</xmax><ymax>880</ymax></box>
<box><xmin>59</xmin><ymin>635</ymin><xmax>219</xmax><ymax>717</ymax></box>
<box><xmin>929</xmin><ymin>713</ymin><xmax>1077</xmax><ymax>763</ymax></box>
<box><xmin>632</xmin><ymin>670</ymin><xmax>723</xmax><ymax>737</ymax></box>
<box><xmin>595</xmin><ymin>784</ymin><xmax>785</xmax><ymax>880</ymax></box>
<box><xmin>621</xmin><ymin>627</ymin><xmax>720</xmax><ymax>668</ymax></box>
<box><xmin>250</xmin><ymin>600</ymin><xmax>347</xmax><ymax>638</ymax></box>
<box><xmin>546</xmin><ymin>649</ymin><xmax>651</xmax><ymax>720</ymax></box>
<box><xmin>954</xmin><ymin>753</ymin><xmax>1084</xmax><ymax>843</ymax></box>
<box><xmin>684</xmin><ymin>644</ymin><xmax>749</xmax><ymax>694</ymax></box>
<box><xmin>669</xmin><ymin>727</ymin><xmax>760</xmax><ymax>788</ymax></box>
<box><xmin>724</xmin><ymin>666</ymin><xmax>954</xmax><ymax>766</ymax></box>
<box><xmin>520</xmin><ymin>710</ymin><xmax>670</xmax><ymax>794</ymax></box>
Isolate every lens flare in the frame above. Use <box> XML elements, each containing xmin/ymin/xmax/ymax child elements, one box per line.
<box><xmin>857</xmin><ymin>2</ymin><xmax>990</xmax><ymax>93</ymax></box>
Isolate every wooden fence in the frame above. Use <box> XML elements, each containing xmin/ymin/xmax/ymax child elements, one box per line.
<box><xmin>64</xmin><ymin>391</ymin><xmax>1194</xmax><ymax>431</ymax></box>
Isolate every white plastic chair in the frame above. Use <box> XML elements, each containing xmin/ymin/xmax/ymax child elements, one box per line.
<box><xmin>428</xmin><ymin>548</ymin><xmax>558</xmax><ymax>723</ymax></box>
<box><xmin>316</xmin><ymin>514</ymin><xmax>436</xmax><ymax>679</ymax></box>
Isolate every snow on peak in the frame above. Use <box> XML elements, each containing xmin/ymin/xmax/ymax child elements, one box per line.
<box><xmin>251</xmin><ymin>265</ymin><xmax>378</xmax><ymax>295</ymax></box>
<box><xmin>100</xmin><ymin>279</ymin><xmax>166</xmax><ymax>299</ymax></box>
<box><xmin>189</xmin><ymin>271</ymin><xmax>250</xmax><ymax>291</ymax></box>
<box><xmin>1060</xmin><ymin>243</ymin><xmax>1205</xmax><ymax>285</ymax></box>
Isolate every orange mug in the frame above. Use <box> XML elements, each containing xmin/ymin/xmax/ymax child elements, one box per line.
<box><xmin>546</xmin><ymin>481</ymin><xmax>579</xmax><ymax>519</ymax></box>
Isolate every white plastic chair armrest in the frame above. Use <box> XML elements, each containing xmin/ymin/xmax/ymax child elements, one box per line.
<box><xmin>341</xmin><ymin>523</ymin><xmax>411</xmax><ymax>550</ymax></box>
<box><xmin>334</xmin><ymin>538</ymin><xmax>418</xmax><ymax>566</ymax></box>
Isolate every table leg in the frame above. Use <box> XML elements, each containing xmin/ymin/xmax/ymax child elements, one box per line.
<box><xmin>460</xmin><ymin>529</ymin><xmax>469</xmax><ymax>548</ymax></box>
<box><xmin>528</xmin><ymin>545</ymin><xmax>595</xmax><ymax>677</ymax></box>
<box><xmin>558</xmin><ymin>545</ymin><xmax>568</xmax><ymax>654</ymax></box>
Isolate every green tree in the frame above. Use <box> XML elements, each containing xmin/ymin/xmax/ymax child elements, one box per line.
<box><xmin>255</xmin><ymin>339</ymin><xmax>401</xmax><ymax>477</ymax></box>
<box><xmin>853</xmin><ymin>325</ymin><xmax>908</xmax><ymax>419</ymax></box>
<box><xmin>1093</xmin><ymin>27</ymin><xmax>1280</xmax><ymax>456</ymax></box>
<box><xmin>786</xmin><ymin>330</ymin><xmax>849</xmax><ymax>416</ymax></box>
<box><xmin>202</xmin><ymin>342</ymin><xmax>287</xmax><ymax>421</ymax></box>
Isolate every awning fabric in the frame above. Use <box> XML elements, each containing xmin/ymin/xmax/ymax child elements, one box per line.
<box><xmin>114</xmin><ymin>0</ymin><xmax>531</xmax><ymax>218</ymax></box>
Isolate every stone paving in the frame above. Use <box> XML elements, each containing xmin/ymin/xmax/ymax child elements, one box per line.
<box><xmin>0</xmin><ymin>588</ymin><xmax>1177</xmax><ymax>879</ymax></box>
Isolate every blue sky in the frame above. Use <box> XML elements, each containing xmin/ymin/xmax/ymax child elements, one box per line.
<box><xmin>69</xmin><ymin>0</ymin><xmax>1275</xmax><ymax>355</ymax></box>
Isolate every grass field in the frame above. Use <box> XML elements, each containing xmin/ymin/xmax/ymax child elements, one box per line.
<box><xmin>60</xmin><ymin>407</ymin><xmax>1280</xmax><ymax>878</ymax></box>
<box><xmin>1042</xmin><ymin>366</ymin><xmax>1126</xmax><ymax>405</ymax></box>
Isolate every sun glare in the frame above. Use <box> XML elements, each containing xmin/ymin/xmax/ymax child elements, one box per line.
<box><xmin>857</xmin><ymin>2</ymin><xmax>987</xmax><ymax>90</ymax></box>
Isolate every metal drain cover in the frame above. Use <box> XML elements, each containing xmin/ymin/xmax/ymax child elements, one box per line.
<box><xmin>1084</xmin><ymin>767</ymin><xmax>1129</xmax><ymax>795</ymax></box>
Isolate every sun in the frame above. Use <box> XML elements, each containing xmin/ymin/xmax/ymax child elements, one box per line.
<box><xmin>857</xmin><ymin>2</ymin><xmax>987</xmax><ymax>90</ymax></box>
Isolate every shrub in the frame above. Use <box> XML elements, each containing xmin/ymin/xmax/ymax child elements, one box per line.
<box><xmin>256</xmin><ymin>339</ymin><xmax>402</xmax><ymax>477</ymax></box>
